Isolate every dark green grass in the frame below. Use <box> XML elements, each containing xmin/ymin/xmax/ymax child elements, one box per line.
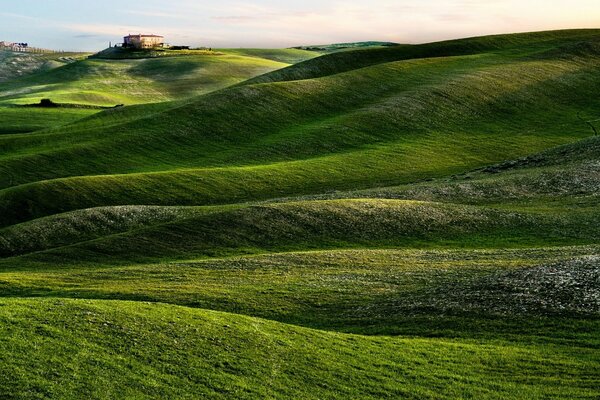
<box><xmin>0</xmin><ymin>106</ymin><xmax>98</xmax><ymax>134</ymax></box>
<box><xmin>0</xmin><ymin>205</ymin><xmax>206</xmax><ymax>257</ymax></box>
<box><xmin>1</xmin><ymin>199</ymin><xmax>598</xmax><ymax>263</ymax></box>
<box><xmin>1</xmin><ymin>247</ymin><xmax>597</xmax><ymax>334</ymax></box>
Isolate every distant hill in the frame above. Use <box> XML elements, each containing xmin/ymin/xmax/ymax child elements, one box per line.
<box><xmin>91</xmin><ymin>46</ymin><xmax>321</xmax><ymax>64</ymax></box>
<box><xmin>248</xmin><ymin>29</ymin><xmax>600</xmax><ymax>84</ymax></box>
<box><xmin>0</xmin><ymin>48</ymin><xmax>317</xmax><ymax>108</ymax></box>
<box><xmin>0</xmin><ymin>50</ymin><xmax>88</xmax><ymax>82</ymax></box>
<box><xmin>216</xmin><ymin>48</ymin><xmax>323</xmax><ymax>64</ymax></box>
<box><xmin>0</xmin><ymin>47</ymin><xmax>319</xmax><ymax>133</ymax></box>
<box><xmin>292</xmin><ymin>41</ymin><xmax>399</xmax><ymax>52</ymax></box>
<box><xmin>90</xmin><ymin>46</ymin><xmax>221</xmax><ymax>59</ymax></box>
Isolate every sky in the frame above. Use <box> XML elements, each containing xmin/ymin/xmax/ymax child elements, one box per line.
<box><xmin>1</xmin><ymin>0</ymin><xmax>599</xmax><ymax>51</ymax></box>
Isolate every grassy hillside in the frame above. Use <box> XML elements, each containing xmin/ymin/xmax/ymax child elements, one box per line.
<box><xmin>2</xmin><ymin>298</ymin><xmax>597</xmax><ymax>399</ymax></box>
<box><xmin>293</xmin><ymin>41</ymin><xmax>399</xmax><ymax>53</ymax></box>
<box><xmin>1</xmin><ymin>37</ymin><xmax>599</xmax><ymax>222</ymax></box>
<box><xmin>3</xmin><ymin>198</ymin><xmax>598</xmax><ymax>264</ymax></box>
<box><xmin>0</xmin><ymin>50</ymin><xmax>88</xmax><ymax>82</ymax></box>
<box><xmin>300</xmin><ymin>135</ymin><xmax>600</xmax><ymax>210</ymax></box>
<box><xmin>246</xmin><ymin>29</ymin><xmax>600</xmax><ymax>84</ymax></box>
<box><xmin>215</xmin><ymin>48</ymin><xmax>323</xmax><ymax>64</ymax></box>
<box><xmin>0</xmin><ymin>52</ymin><xmax>288</xmax><ymax>107</ymax></box>
<box><xmin>0</xmin><ymin>49</ymin><xmax>301</xmax><ymax>134</ymax></box>
<box><xmin>0</xmin><ymin>106</ymin><xmax>98</xmax><ymax>135</ymax></box>
<box><xmin>1</xmin><ymin>30</ymin><xmax>599</xmax><ymax>398</ymax></box>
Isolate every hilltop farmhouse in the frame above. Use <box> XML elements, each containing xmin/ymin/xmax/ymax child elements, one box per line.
<box><xmin>123</xmin><ymin>34</ymin><xmax>164</xmax><ymax>49</ymax></box>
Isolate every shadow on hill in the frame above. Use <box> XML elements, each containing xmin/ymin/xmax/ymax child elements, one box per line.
<box><xmin>528</xmin><ymin>39</ymin><xmax>600</xmax><ymax>60</ymax></box>
<box><xmin>126</xmin><ymin>58</ymin><xmax>204</xmax><ymax>81</ymax></box>
<box><xmin>19</xmin><ymin>98</ymin><xmax>123</xmax><ymax>110</ymax></box>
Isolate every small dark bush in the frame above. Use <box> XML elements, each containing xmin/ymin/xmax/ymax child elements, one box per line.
<box><xmin>39</xmin><ymin>99</ymin><xmax>58</xmax><ymax>108</ymax></box>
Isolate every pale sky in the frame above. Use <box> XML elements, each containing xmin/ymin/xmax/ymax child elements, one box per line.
<box><xmin>1</xmin><ymin>0</ymin><xmax>599</xmax><ymax>51</ymax></box>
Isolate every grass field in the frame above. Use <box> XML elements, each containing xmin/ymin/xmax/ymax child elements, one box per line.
<box><xmin>0</xmin><ymin>50</ymin><xmax>89</xmax><ymax>83</ymax></box>
<box><xmin>0</xmin><ymin>30</ymin><xmax>599</xmax><ymax>398</ymax></box>
<box><xmin>0</xmin><ymin>47</ymin><xmax>315</xmax><ymax>133</ymax></box>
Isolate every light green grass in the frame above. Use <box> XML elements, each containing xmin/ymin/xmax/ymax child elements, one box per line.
<box><xmin>0</xmin><ymin>53</ymin><xmax>288</xmax><ymax>106</ymax></box>
<box><xmin>0</xmin><ymin>49</ymin><xmax>291</xmax><ymax>133</ymax></box>
<box><xmin>215</xmin><ymin>48</ymin><xmax>322</xmax><ymax>64</ymax></box>
<box><xmin>0</xmin><ymin>298</ymin><xmax>597</xmax><ymax>399</ymax></box>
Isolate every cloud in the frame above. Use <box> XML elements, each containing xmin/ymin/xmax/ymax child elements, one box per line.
<box><xmin>123</xmin><ymin>10</ymin><xmax>188</xmax><ymax>19</ymax></box>
<box><xmin>73</xmin><ymin>34</ymin><xmax>103</xmax><ymax>39</ymax></box>
<box><xmin>211</xmin><ymin>15</ymin><xmax>259</xmax><ymax>23</ymax></box>
<box><xmin>0</xmin><ymin>11</ymin><xmax>41</xmax><ymax>21</ymax></box>
<box><xmin>62</xmin><ymin>22</ymin><xmax>168</xmax><ymax>37</ymax></box>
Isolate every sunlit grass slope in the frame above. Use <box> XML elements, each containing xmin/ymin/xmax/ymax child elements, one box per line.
<box><xmin>3</xmin><ymin>198</ymin><xmax>599</xmax><ymax>264</ymax></box>
<box><xmin>2</xmin><ymin>298</ymin><xmax>597</xmax><ymax>400</ymax></box>
<box><xmin>2</xmin><ymin>134</ymin><xmax>596</xmax><ymax>258</ymax></box>
<box><xmin>305</xmin><ymin>135</ymin><xmax>600</xmax><ymax>210</ymax></box>
<box><xmin>0</xmin><ymin>52</ymin><xmax>288</xmax><ymax>106</ymax></box>
<box><xmin>0</xmin><ymin>49</ymin><xmax>297</xmax><ymax>134</ymax></box>
<box><xmin>215</xmin><ymin>48</ymin><xmax>322</xmax><ymax>64</ymax></box>
<box><xmin>1</xmin><ymin>30</ymin><xmax>599</xmax><ymax>399</ymax></box>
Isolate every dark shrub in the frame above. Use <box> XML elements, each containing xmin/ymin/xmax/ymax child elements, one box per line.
<box><xmin>39</xmin><ymin>98</ymin><xmax>58</xmax><ymax>107</ymax></box>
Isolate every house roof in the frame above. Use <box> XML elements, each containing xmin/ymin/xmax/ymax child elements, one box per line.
<box><xmin>125</xmin><ymin>34</ymin><xmax>164</xmax><ymax>38</ymax></box>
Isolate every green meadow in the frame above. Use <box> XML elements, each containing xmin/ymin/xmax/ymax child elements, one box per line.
<box><xmin>0</xmin><ymin>30</ymin><xmax>599</xmax><ymax>399</ymax></box>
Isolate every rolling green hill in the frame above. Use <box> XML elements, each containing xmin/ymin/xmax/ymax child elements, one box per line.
<box><xmin>215</xmin><ymin>48</ymin><xmax>323</xmax><ymax>64</ymax></box>
<box><xmin>1</xmin><ymin>32</ymin><xmax>599</xmax><ymax>222</ymax></box>
<box><xmin>0</xmin><ymin>48</ymin><xmax>315</xmax><ymax>135</ymax></box>
<box><xmin>1</xmin><ymin>30</ymin><xmax>599</xmax><ymax>398</ymax></box>
<box><xmin>0</xmin><ymin>51</ymin><xmax>290</xmax><ymax>107</ymax></box>
<box><xmin>0</xmin><ymin>50</ymin><xmax>88</xmax><ymax>82</ymax></box>
<box><xmin>246</xmin><ymin>29</ymin><xmax>600</xmax><ymax>84</ymax></box>
<box><xmin>292</xmin><ymin>41</ymin><xmax>399</xmax><ymax>53</ymax></box>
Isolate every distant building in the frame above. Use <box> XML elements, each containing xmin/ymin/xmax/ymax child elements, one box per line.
<box><xmin>123</xmin><ymin>34</ymin><xmax>164</xmax><ymax>49</ymax></box>
<box><xmin>0</xmin><ymin>41</ymin><xmax>28</xmax><ymax>52</ymax></box>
